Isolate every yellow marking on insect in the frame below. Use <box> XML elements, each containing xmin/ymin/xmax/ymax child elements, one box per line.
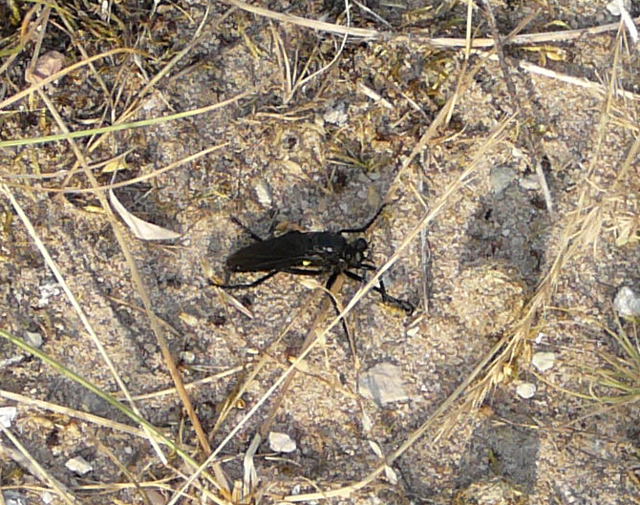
<box><xmin>301</xmin><ymin>260</ymin><xmax>312</xmax><ymax>266</ymax></box>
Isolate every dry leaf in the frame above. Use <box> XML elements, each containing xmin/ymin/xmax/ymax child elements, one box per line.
<box><xmin>26</xmin><ymin>51</ymin><xmax>65</xmax><ymax>84</ymax></box>
<box><xmin>109</xmin><ymin>190</ymin><xmax>180</xmax><ymax>240</ymax></box>
<box><xmin>102</xmin><ymin>158</ymin><xmax>129</xmax><ymax>173</ymax></box>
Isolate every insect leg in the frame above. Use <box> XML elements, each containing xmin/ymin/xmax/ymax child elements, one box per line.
<box><xmin>323</xmin><ymin>271</ymin><xmax>353</xmax><ymax>342</ymax></box>
<box><xmin>275</xmin><ymin>268</ymin><xmax>352</xmax><ymax>346</ymax></box>
<box><xmin>230</xmin><ymin>217</ymin><xmax>264</xmax><ymax>242</ymax></box>
<box><xmin>211</xmin><ymin>270</ymin><xmax>278</xmax><ymax>289</ymax></box>
<box><xmin>338</xmin><ymin>204</ymin><xmax>386</xmax><ymax>234</ymax></box>
<box><xmin>230</xmin><ymin>208</ymin><xmax>280</xmax><ymax>241</ymax></box>
<box><xmin>343</xmin><ymin>269</ymin><xmax>414</xmax><ymax>314</ymax></box>
<box><xmin>281</xmin><ymin>268</ymin><xmax>352</xmax><ymax>340</ymax></box>
<box><xmin>215</xmin><ymin>268</ymin><xmax>322</xmax><ymax>291</ymax></box>
<box><xmin>282</xmin><ymin>268</ymin><xmax>325</xmax><ymax>276</ymax></box>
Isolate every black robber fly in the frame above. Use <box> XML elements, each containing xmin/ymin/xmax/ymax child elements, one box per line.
<box><xmin>212</xmin><ymin>205</ymin><xmax>414</xmax><ymax>321</ymax></box>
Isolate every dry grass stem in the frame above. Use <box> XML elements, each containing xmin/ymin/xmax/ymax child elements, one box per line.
<box><xmin>1</xmin><ymin>427</ymin><xmax>79</xmax><ymax>505</ymax></box>
<box><xmin>2</xmin><ymin>0</ymin><xmax>638</xmax><ymax>502</ymax></box>
<box><xmin>0</xmin><ymin>183</ymin><xmax>168</xmax><ymax>463</ymax></box>
<box><xmin>518</xmin><ymin>59</ymin><xmax>640</xmax><ymax>101</ymax></box>
<box><xmin>0</xmin><ymin>328</ymin><xmax>229</xmax><ymax>503</ymax></box>
<box><xmin>0</xmin><ymin>92</ymin><xmax>250</xmax><ymax>148</ymax></box>
<box><xmin>0</xmin><ymin>48</ymin><xmax>141</xmax><ymax>111</ymax></box>
<box><xmin>283</xmin><ymin>117</ymin><xmax>513</xmax><ymax>501</ymax></box>
<box><xmin>223</xmin><ymin>0</ymin><xmax>639</xmax><ymax>49</ymax></box>
<box><xmin>482</xmin><ymin>1</ymin><xmax>553</xmax><ymax>213</ymax></box>
<box><xmin>0</xmin><ymin>389</ymin><xmax>150</xmax><ymax>438</ymax></box>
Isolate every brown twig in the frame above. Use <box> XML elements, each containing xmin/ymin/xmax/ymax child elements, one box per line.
<box><xmin>481</xmin><ymin>0</ymin><xmax>554</xmax><ymax>214</ymax></box>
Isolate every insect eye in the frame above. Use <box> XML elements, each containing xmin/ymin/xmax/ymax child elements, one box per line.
<box><xmin>355</xmin><ymin>238</ymin><xmax>368</xmax><ymax>252</ymax></box>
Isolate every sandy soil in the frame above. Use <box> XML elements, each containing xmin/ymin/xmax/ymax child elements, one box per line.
<box><xmin>1</xmin><ymin>1</ymin><xmax>639</xmax><ymax>504</ymax></box>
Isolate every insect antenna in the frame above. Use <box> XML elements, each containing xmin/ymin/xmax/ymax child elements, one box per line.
<box><xmin>338</xmin><ymin>204</ymin><xmax>386</xmax><ymax>234</ymax></box>
<box><xmin>210</xmin><ymin>271</ymin><xmax>279</xmax><ymax>289</ymax></box>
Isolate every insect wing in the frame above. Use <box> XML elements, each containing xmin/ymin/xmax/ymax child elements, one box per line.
<box><xmin>227</xmin><ymin>232</ymin><xmax>319</xmax><ymax>272</ymax></box>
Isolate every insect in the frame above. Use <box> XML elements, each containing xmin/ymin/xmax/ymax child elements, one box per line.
<box><xmin>212</xmin><ymin>205</ymin><xmax>414</xmax><ymax>321</ymax></box>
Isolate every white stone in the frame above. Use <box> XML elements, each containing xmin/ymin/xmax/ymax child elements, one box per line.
<box><xmin>268</xmin><ymin>432</ymin><xmax>297</xmax><ymax>453</ymax></box>
<box><xmin>614</xmin><ymin>287</ymin><xmax>640</xmax><ymax>318</ymax></box>
<box><xmin>254</xmin><ymin>180</ymin><xmax>272</xmax><ymax>208</ymax></box>
<box><xmin>532</xmin><ymin>352</ymin><xmax>556</xmax><ymax>372</ymax></box>
<box><xmin>516</xmin><ymin>382</ymin><xmax>536</xmax><ymax>399</ymax></box>
<box><xmin>0</xmin><ymin>406</ymin><xmax>17</xmax><ymax>428</ymax></box>
<box><xmin>358</xmin><ymin>363</ymin><xmax>408</xmax><ymax>406</ymax></box>
<box><xmin>65</xmin><ymin>456</ymin><xmax>93</xmax><ymax>475</ymax></box>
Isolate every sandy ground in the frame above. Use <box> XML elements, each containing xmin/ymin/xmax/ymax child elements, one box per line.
<box><xmin>1</xmin><ymin>1</ymin><xmax>639</xmax><ymax>504</ymax></box>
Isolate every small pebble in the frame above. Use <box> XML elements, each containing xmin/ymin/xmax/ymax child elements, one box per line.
<box><xmin>254</xmin><ymin>180</ymin><xmax>273</xmax><ymax>208</ymax></box>
<box><xmin>24</xmin><ymin>331</ymin><xmax>43</xmax><ymax>348</ymax></box>
<box><xmin>268</xmin><ymin>432</ymin><xmax>297</xmax><ymax>453</ymax></box>
<box><xmin>490</xmin><ymin>165</ymin><xmax>516</xmax><ymax>193</ymax></box>
<box><xmin>179</xmin><ymin>351</ymin><xmax>195</xmax><ymax>364</ymax></box>
<box><xmin>519</xmin><ymin>174</ymin><xmax>541</xmax><ymax>191</ymax></box>
<box><xmin>65</xmin><ymin>456</ymin><xmax>93</xmax><ymax>475</ymax></box>
<box><xmin>516</xmin><ymin>382</ymin><xmax>536</xmax><ymax>399</ymax></box>
<box><xmin>614</xmin><ymin>286</ymin><xmax>640</xmax><ymax>318</ymax></box>
<box><xmin>0</xmin><ymin>406</ymin><xmax>17</xmax><ymax>428</ymax></box>
<box><xmin>406</xmin><ymin>326</ymin><xmax>420</xmax><ymax>337</ymax></box>
<box><xmin>37</xmin><ymin>282</ymin><xmax>61</xmax><ymax>308</ymax></box>
<box><xmin>358</xmin><ymin>363</ymin><xmax>408</xmax><ymax>406</ymax></box>
<box><xmin>26</xmin><ymin>51</ymin><xmax>65</xmax><ymax>84</ymax></box>
<box><xmin>3</xmin><ymin>490</ymin><xmax>27</xmax><ymax>505</ymax></box>
<box><xmin>532</xmin><ymin>352</ymin><xmax>556</xmax><ymax>373</ymax></box>
<box><xmin>534</xmin><ymin>332</ymin><xmax>547</xmax><ymax>344</ymax></box>
<box><xmin>323</xmin><ymin>104</ymin><xmax>348</xmax><ymax>125</ymax></box>
<box><xmin>144</xmin><ymin>490</ymin><xmax>167</xmax><ymax>505</ymax></box>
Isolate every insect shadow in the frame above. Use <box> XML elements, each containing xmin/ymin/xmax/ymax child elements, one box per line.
<box><xmin>211</xmin><ymin>205</ymin><xmax>414</xmax><ymax>336</ymax></box>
